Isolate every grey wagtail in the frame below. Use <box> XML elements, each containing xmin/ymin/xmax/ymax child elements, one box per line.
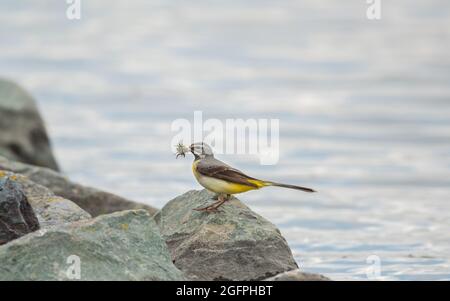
<box><xmin>176</xmin><ymin>142</ymin><xmax>315</xmax><ymax>212</ymax></box>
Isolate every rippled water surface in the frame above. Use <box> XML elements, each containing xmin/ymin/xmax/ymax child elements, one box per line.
<box><xmin>1</xmin><ymin>0</ymin><xmax>450</xmax><ymax>280</ymax></box>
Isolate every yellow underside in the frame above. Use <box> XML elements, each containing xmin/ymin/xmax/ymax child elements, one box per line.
<box><xmin>192</xmin><ymin>161</ymin><xmax>266</xmax><ymax>194</ymax></box>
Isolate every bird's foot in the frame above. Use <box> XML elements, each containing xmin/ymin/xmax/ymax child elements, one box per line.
<box><xmin>193</xmin><ymin>195</ymin><xmax>228</xmax><ymax>213</ymax></box>
<box><xmin>193</xmin><ymin>205</ymin><xmax>222</xmax><ymax>213</ymax></box>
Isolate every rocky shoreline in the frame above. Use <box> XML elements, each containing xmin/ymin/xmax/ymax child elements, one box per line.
<box><xmin>0</xmin><ymin>78</ymin><xmax>329</xmax><ymax>281</ymax></box>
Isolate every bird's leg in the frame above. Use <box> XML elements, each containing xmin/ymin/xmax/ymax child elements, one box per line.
<box><xmin>194</xmin><ymin>194</ymin><xmax>227</xmax><ymax>212</ymax></box>
<box><xmin>206</xmin><ymin>194</ymin><xmax>233</xmax><ymax>211</ymax></box>
<box><xmin>209</xmin><ymin>194</ymin><xmax>227</xmax><ymax>210</ymax></box>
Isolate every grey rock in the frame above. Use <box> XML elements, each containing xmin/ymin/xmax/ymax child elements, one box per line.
<box><xmin>154</xmin><ymin>189</ymin><xmax>298</xmax><ymax>281</ymax></box>
<box><xmin>265</xmin><ymin>269</ymin><xmax>331</xmax><ymax>281</ymax></box>
<box><xmin>0</xmin><ymin>170</ymin><xmax>90</xmax><ymax>228</ymax></box>
<box><xmin>0</xmin><ymin>78</ymin><xmax>59</xmax><ymax>171</ymax></box>
<box><xmin>0</xmin><ymin>177</ymin><xmax>40</xmax><ymax>245</ymax></box>
<box><xmin>0</xmin><ymin>210</ymin><xmax>185</xmax><ymax>281</ymax></box>
<box><xmin>0</xmin><ymin>156</ymin><xmax>158</xmax><ymax>217</ymax></box>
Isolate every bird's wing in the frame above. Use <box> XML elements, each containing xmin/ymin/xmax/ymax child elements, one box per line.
<box><xmin>196</xmin><ymin>158</ymin><xmax>260</xmax><ymax>188</ymax></box>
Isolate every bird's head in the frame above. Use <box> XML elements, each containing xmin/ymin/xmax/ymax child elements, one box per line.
<box><xmin>190</xmin><ymin>142</ymin><xmax>214</xmax><ymax>160</ymax></box>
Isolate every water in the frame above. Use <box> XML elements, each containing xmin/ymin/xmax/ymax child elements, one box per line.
<box><xmin>1</xmin><ymin>0</ymin><xmax>450</xmax><ymax>280</ymax></box>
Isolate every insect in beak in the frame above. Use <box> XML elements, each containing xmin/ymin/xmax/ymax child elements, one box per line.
<box><xmin>175</xmin><ymin>142</ymin><xmax>190</xmax><ymax>159</ymax></box>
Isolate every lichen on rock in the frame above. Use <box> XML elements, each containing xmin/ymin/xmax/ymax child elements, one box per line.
<box><xmin>0</xmin><ymin>156</ymin><xmax>158</xmax><ymax>217</ymax></box>
<box><xmin>0</xmin><ymin>78</ymin><xmax>59</xmax><ymax>171</ymax></box>
<box><xmin>265</xmin><ymin>269</ymin><xmax>331</xmax><ymax>281</ymax></box>
<box><xmin>154</xmin><ymin>189</ymin><xmax>299</xmax><ymax>281</ymax></box>
<box><xmin>0</xmin><ymin>210</ymin><xmax>185</xmax><ymax>281</ymax></box>
<box><xmin>0</xmin><ymin>175</ymin><xmax>40</xmax><ymax>245</ymax></box>
<box><xmin>0</xmin><ymin>170</ymin><xmax>90</xmax><ymax>228</ymax></box>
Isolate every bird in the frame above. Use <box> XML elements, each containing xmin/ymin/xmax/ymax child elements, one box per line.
<box><xmin>179</xmin><ymin>142</ymin><xmax>316</xmax><ymax>212</ymax></box>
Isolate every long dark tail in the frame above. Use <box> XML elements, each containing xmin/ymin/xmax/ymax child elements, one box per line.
<box><xmin>264</xmin><ymin>181</ymin><xmax>316</xmax><ymax>193</ymax></box>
